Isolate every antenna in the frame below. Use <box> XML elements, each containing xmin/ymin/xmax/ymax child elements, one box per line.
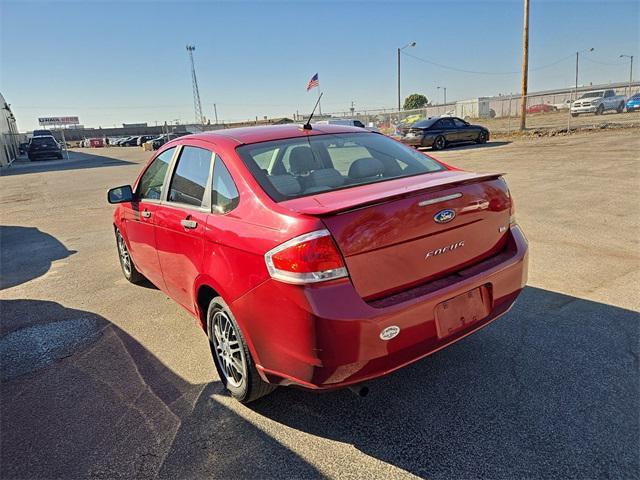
<box><xmin>186</xmin><ymin>45</ymin><xmax>204</xmax><ymax>125</ymax></box>
<box><xmin>302</xmin><ymin>92</ymin><xmax>323</xmax><ymax>130</ymax></box>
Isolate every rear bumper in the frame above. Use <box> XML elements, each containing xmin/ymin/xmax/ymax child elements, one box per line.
<box><xmin>28</xmin><ymin>150</ymin><xmax>61</xmax><ymax>159</ymax></box>
<box><xmin>400</xmin><ymin>136</ymin><xmax>424</xmax><ymax>147</ymax></box>
<box><xmin>232</xmin><ymin>225</ymin><xmax>528</xmax><ymax>390</ymax></box>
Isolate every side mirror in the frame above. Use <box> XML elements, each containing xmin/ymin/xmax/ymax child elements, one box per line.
<box><xmin>107</xmin><ymin>185</ymin><xmax>134</xmax><ymax>204</ymax></box>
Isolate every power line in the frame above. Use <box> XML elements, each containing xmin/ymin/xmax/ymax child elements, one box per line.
<box><xmin>401</xmin><ymin>51</ymin><xmax>576</xmax><ymax>75</ymax></box>
<box><xmin>583</xmin><ymin>57</ymin><xmax>628</xmax><ymax>66</ymax></box>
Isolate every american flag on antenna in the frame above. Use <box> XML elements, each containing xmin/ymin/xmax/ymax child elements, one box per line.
<box><xmin>306</xmin><ymin>73</ymin><xmax>319</xmax><ymax>91</ymax></box>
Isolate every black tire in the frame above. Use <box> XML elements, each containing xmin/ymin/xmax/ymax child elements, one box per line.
<box><xmin>595</xmin><ymin>104</ymin><xmax>604</xmax><ymax>116</ymax></box>
<box><xmin>207</xmin><ymin>296</ymin><xmax>276</xmax><ymax>403</ymax></box>
<box><xmin>571</xmin><ymin>113</ymin><xmax>579</xmax><ymax>117</ymax></box>
<box><xmin>476</xmin><ymin>130</ymin><xmax>488</xmax><ymax>144</ymax></box>
<box><xmin>57</xmin><ymin>154</ymin><xmax>63</xmax><ymax>159</ymax></box>
<box><xmin>432</xmin><ymin>135</ymin><xmax>446</xmax><ymax>151</ymax></box>
<box><xmin>115</xmin><ymin>228</ymin><xmax>145</xmax><ymax>284</ymax></box>
<box><xmin>616</xmin><ymin>102</ymin><xmax>624</xmax><ymax>113</ymax></box>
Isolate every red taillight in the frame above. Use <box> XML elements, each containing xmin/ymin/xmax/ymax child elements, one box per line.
<box><xmin>265</xmin><ymin>230</ymin><xmax>348</xmax><ymax>284</ymax></box>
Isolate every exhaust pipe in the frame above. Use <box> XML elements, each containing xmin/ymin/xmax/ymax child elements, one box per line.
<box><xmin>347</xmin><ymin>385</ymin><xmax>369</xmax><ymax>398</ymax></box>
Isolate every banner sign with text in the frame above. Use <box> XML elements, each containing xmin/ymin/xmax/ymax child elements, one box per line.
<box><xmin>38</xmin><ymin>116</ymin><xmax>80</xmax><ymax>126</ymax></box>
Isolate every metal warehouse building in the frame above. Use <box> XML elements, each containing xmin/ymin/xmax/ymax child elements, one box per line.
<box><xmin>1</xmin><ymin>92</ymin><xmax>20</xmax><ymax>167</ymax></box>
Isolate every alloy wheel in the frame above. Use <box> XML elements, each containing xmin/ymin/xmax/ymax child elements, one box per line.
<box><xmin>211</xmin><ymin>311</ymin><xmax>247</xmax><ymax>388</ymax></box>
<box><xmin>116</xmin><ymin>231</ymin><xmax>132</xmax><ymax>276</ymax></box>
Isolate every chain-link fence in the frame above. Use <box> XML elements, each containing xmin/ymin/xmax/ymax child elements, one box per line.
<box><xmin>324</xmin><ymin>83</ymin><xmax>640</xmax><ymax>136</ymax></box>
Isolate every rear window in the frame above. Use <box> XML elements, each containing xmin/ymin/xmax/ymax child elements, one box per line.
<box><xmin>236</xmin><ymin>132</ymin><xmax>445</xmax><ymax>201</ymax></box>
<box><xmin>412</xmin><ymin>118</ymin><xmax>438</xmax><ymax>128</ymax></box>
<box><xmin>30</xmin><ymin>137</ymin><xmax>56</xmax><ymax>145</ymax></box>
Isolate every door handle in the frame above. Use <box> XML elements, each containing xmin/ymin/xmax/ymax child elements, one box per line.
<box><xmin>141</xmin><ymin>210</ymin><xmax>151</xmax><ymax>218</ymax></box>
<box><xmin>181</xmin><ymin>219</ymin><xmax>198</xmax><ymax>229</ymax></box>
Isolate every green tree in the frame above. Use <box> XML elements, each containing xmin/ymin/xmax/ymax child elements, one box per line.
<box><xmin>403</xmin><ymin>94</ymin><xmax>429</xmax><ymax>110</ymax></box>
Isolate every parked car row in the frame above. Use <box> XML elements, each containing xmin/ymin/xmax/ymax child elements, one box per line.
<box><xmin>521</xmin><ymin>91</ymin><xmax>639</xmax><ymax>116</ymax></box>
<box><xmin>112</xmin><ymin>133</ymin><xmax>187</xmax><ymax>149</ymax></box>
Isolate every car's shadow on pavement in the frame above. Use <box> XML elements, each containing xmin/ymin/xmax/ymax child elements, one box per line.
<box><xmin>0</xmin><ymin>299</ymin><xmax>322</xmax><ymax>479</ymax></box>
<box><xmin>1</xmin><ymin>288</ymin><xmax>637</xmax><ymax>479</ymax></box>
<box><xmin>0</xmin><ymin>151</ymin><xmax>135</xmax><ymax>177</ymax></box>
<box><xmin>0</xmin><ymin>226</ymin><xmax>76</xmax><ymax>290</ymax></box>
<box><xmin>251</xmin><ymin>286</ymin><xmax>639</xmax><ymax>479</ymax></box>
<box><xmin>419</xmin><ymin>141</ymin><xmax>511</xmax><ymax>153</ymax></box>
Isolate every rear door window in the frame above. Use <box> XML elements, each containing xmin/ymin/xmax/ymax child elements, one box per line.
<box><xmin>137</xmin><ymin>147</ymin><xmax>175</xmax><ymax>200</ymax></box>
<box><xmin>167</xmin><ymin>146</ymin><xmax>212</xmax><ymax>207</ymax></box>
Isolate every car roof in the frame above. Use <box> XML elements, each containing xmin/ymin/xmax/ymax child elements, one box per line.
<box><xmin>182</xmin><ymin>123</ymin><xmax>370</xmax><ymax>148</ymax></box>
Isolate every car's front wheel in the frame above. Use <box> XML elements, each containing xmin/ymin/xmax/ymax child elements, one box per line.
<box><xmin>432</xmin><ymin>135</ymin><xmax>446</xmax><ymax>150</ymax></box>
<box><xmin>115</xmin><ymin>228</ymin><xmax>145</xmax><ymax>284</ymax></box>
<box><xmin>207</xmin><ymin>296</ymin><xmax>275</xmax><ymax>403</ymax></box>
<box><xmin>595</xmin><ymin>104</ymin><xmax>605</xmax><ymax>115</ymax></box>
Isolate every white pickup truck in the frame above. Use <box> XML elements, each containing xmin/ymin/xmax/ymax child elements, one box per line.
<box><xmin>571</xmin><ymin>89</ymin><xmax>626</xmax><ymax>116</ymax></box>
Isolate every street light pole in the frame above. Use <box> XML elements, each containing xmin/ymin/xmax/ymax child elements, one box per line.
<box><xmin>437</xmin><ymin>86</ymin><xmax>447</xmax><ymax>105</ymax></box>
<box><xmin>620</xmin><ymin>54</ymin><xmax>634</xmax><ymax>96</ymax></box>
<box><xmin>575</xmin><ymin>48</ymin><xmax>594</xmax><ymax>101</ymax></box>
<box><xmin>397</xmin><ymin>41</ymin><xmax>416</xmax><ymax>113</ymax></box>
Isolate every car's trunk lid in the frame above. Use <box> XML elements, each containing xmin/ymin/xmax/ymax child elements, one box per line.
<box><xmin>282</xmin><ymin>171</ymin><xmax>512</xmax><ymax>300</ymax></box>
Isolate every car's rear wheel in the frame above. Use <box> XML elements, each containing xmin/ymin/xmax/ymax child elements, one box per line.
<box><xmin>115</xmin><ymin>229</ymin><xmax>145</xmax><ymax>284</ymax></box>
<box><xmin>207</xmin><ymin>296</ymin><xmax>276</xmax><ymax>403</ymax></box>
<box><xmin>476</xmin><ymin>131</ymin><xmax>488</xmax><ymax>144</ymax></box>
<box><xmin>616</xmin><ymin>102</ymin><xmax>624</xmax><ymax>113</ymax></box>
<box><xmin>432</xmin><ymin>135</ymin><xmax>446</xmax><ymax>150</ymax></box>
<box><xmin>571</xmin><ymin>113</ymin><xmax>579</xmax><ymax>117</ymax></box>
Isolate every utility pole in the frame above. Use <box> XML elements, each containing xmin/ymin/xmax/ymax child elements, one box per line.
<box><xmin>186</xmin><ymin>45</ymin><xmax>204</xmax><ymax>125</ymax></box>
<box><xmin>519</xmin><ymin>0</ymin><xmax>530</xmax><ymax>131</ymax></box>
<box><xmin>213</xmin><ymin>103</ymin><xmax>219</xmax><ymax>124</ymax></box>
<box><xmin>620</xmin><ymin>54</ymin><xmax>634</xmax><ymax>96</ymax></box>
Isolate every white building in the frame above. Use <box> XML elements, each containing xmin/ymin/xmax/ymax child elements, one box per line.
<box><xmin>1</xmin><ymin>92</ymin><xmax>20</xmax><ymax>167</ymax></box>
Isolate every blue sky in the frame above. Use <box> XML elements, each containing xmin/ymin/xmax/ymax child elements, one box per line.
<box><xmin>1</xmin><ymin>0</ymin><xmax>638</xmax><ymax>131</ymax></box>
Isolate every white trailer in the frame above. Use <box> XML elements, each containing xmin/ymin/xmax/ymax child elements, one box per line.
<box><xmin>455</xmin><ymin>98</ymin><xmax>491</xmax><ymax>119</ymax></box>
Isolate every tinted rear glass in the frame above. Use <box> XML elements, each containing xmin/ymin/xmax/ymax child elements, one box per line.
<box><xmin>31</xmin><ymin>137</ymin><xmax>56</xmax><ymax>145</ymax></box>
<box><xmin>412</xmin><ymin>118</ymin><xmax>438</xmax><ymax>128</ymax></box>
<box><xmin>236</xmin><ymin>132</ymin><xmax>445</xmax><ymax>202</ymax></box>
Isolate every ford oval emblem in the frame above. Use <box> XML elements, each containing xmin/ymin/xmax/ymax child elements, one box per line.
<box><xmin>434</xmin><ymin>209</ymin><xmax>456</xmax><ymax>224</ymax></box>
<box><xmin>380</xmin><ymin>326</ymin><xmax>400</xmax><ymax>340</ymax></box>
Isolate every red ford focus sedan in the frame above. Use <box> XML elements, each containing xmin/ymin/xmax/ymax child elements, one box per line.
<box><xmin>108</xmin><ymin>124</ymin><xmax>528</xmax><ymax>403</ymax></box>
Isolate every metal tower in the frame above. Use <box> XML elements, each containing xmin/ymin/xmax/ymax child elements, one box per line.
<box><xmin>186</xmin><ymin>45</ymin><xmax>204</xmax><ymax>125</ymax></box>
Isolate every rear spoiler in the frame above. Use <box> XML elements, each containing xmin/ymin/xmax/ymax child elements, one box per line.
<box><xmin>285</xmin><ymin>171</ymin><xmax>506</xmax><ymax>216</ymax></box>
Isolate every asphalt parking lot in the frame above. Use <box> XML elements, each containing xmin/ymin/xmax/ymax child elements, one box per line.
<box><xmin>1</xmin><ymin>129</ymin><xmax>639</xmax><ymax>479</ymax></box>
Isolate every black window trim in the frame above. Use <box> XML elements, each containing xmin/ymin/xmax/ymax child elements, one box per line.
<box><xmin>160</xmin><ymin>144</ymin><xmax>214</xmax><ymax>213</ymax></box>
<box><xmin>134</xmin><ymin>145</ymin><xmax>179</xmax><ymax>205</ymax></box>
